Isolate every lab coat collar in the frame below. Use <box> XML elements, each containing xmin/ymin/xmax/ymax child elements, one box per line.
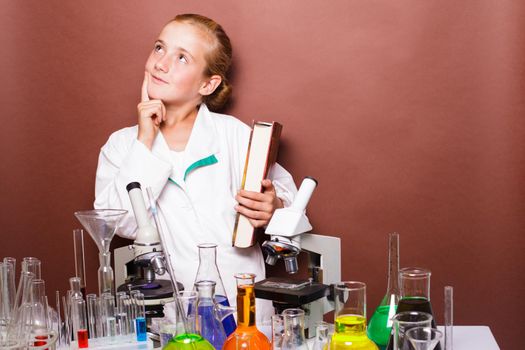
<box><xmin>152</xmin><ymin>104</ymin><xmax>219</xmax><ymax>184</ymax></box>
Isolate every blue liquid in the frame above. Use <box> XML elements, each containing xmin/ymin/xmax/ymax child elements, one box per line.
<box><xmin>216</xmin><ymin>295</ymin><xmax>236</xmax><ymax>336</ymax></box>
<box><xmin>136</xmin><ymin>317</ymin><xmax>147</xmax><ymax>342</ymax></box>
<box><xmin>198</xmin><ymin>302</ymin><xmax>226</xmax><ymax>349</ymax></box>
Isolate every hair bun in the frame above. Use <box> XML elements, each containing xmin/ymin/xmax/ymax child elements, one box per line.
<box><xmin>205</xmin><ymin>80</ymin><xmax>232</xmax><ymax>112</ymax></box>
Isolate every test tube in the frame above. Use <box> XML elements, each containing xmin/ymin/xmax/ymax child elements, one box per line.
<box><xmin>116</xmin><ymin>293</ymin><xmax>131</xmax><ymax>337</ymax></box>
<box><xmin>102</xmin><ymin>293</ymin><xmax>117</xmax><ymax>341</ymax></box>
<box><xmin>86</xmin><ymin>293</ymin><xmax>98</xmax><ymax>338</ymax></box>
<box><xmin>444</xmin><ymin>286</ymin><xmax>453</xmax><ymax>350</ymax></box>
<box><xmin>134</xmin><ymin>292</ymin><xmax>147</xmax><ymax>342</ymax></box>
<box><xmin>129</xmin><ymin>290</ymin><xmax>140</xmax><ymax>334</ymax></box>
<box><xmin>71</xmin><ymin>296</ymin><xmax>89</xmax><ymax>348</ymax></box>
<box><xmin>73</xmin><ymin>229</ymin><xmax>87</xmax><ymax>296</ymax></box>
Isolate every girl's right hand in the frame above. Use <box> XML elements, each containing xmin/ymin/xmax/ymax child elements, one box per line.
<box><xmin>137</xmin><ymin>71</ymin><xmax>166</xmax><ymax>149</ymax></box>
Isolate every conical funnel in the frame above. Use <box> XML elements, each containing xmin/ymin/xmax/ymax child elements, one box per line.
<box><xmin>407</xmin><ymin>327</ymin><xmax>443</xmax><ymax>350</ymax></box>
<box><xmin>74</xmin><ymin>209</ymin><xmax>127</xmax><ymax>253</ymax></box>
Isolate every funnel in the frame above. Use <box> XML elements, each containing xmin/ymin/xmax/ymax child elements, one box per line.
<box><xmin>74</xmin><ymin>209</ymin><xmax>127</xmax><ymax>295</ymax></box>
<box><xmin>74</xmin><ymin>209</ymin><xmax>127</xmax><ymax>253</ymax></box>
<box><xmin>407</xmin><ymin>327</ymin><xmax>443</xmax><ymax>350</ymax></box>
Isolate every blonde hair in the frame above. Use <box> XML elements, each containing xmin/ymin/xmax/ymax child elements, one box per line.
<box><xmin>173</xmin><ymin>14</ymin><xmax>232</xmax><ymax>111</ymax></box>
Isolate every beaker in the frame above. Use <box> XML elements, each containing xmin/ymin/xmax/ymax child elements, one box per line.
<box><xmin>222</xmin><ymin>273</ymin><xmax>271</xmax><ymax>350</ymax></box>
<box><xmin>194</xmin><ymin>280</ymin><xmax>227</xmax><ymax>349</ymax></box>
<box><xmin>194</xmin><ymin>243</ymin><xmax>236</xmax><ymax>335</ymax></box>
<box><xmin>368</xmin><ymin>233</ymin><xmax>400</xmax><ymax>350</ymax></box>
<box><xmin>312</xmin><ymin>321</ymin><xmax>330</xmax><ymax>350</ymax></box>
<box><xmin>281</xmin><ymin>308</ymin><xmax>308</xmax><ymax>350</ymax></box>
<box><xmin>331</xmin><ymin>281</ymin><xmax>378</xmax><ymax>350</ymax></box>
<box><xmin>162</xmin><ymin>290</ymin><xmax>214</xmax><ymax>350</ymax></box>
<box><xmin>390</xmin><ymin>312</ymin><xmax>433</xmax><ymax>350</ymax></box>
<box><xmin>406</xmin><ymin>327</ymin><xmax>443</xmax><ymax>350</ymax></box>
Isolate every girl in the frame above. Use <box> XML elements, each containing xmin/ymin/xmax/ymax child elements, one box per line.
<box><xmin>94</xmin><ymin>14</ymin><xmax>301</xmax><ymax>322</ymax></box>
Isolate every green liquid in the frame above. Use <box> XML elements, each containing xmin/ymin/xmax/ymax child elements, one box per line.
<box><xmin>162</xmin><ymin>333</ymin><xmax>215</xmax><ymax>350</ymax></box>
<box><xmin>367</xmin><ymin>304</ymin><xmax>397</xmax><ymax>350</ymax></box>
<box><xmin>331</xmin><ymin>315</ymin><xmax>379</xmax><ymax>350</ymax></box>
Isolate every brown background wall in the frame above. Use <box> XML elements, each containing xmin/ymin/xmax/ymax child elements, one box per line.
<box><xmin>1</xmin><ymin>1</ymin><xmax>524</xmax><ymax>348</ymax></box>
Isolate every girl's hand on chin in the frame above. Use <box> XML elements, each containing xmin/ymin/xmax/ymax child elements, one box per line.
<box><xmin>137</xmin><ymin>71</ymin><xmax>166</xmax><ymax>150</ymax></box>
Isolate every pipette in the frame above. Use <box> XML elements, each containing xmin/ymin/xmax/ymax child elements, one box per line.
<box><xmin>145</xmin><ymin>187</ymin><xmax>190</xmax><ymax>335</ymax></box>
<box><xmin>444</xmin><ymin>286</ymin><xmax>453</xmax><ymax>350</ymax></box>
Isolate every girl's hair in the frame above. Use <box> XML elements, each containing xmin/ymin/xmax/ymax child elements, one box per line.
<box><xmin>173</xmin><ymin>14</ymin><xmax>232</xmax><ymax>111</ymax></box>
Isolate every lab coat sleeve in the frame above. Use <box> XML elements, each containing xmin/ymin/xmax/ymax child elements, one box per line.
<box><xmin>94</xmin><ymin>129</ymin><xmax>172</xmax><ymax>239</ymax></box>
<box><xmin>267</xmin><ymin>163</ymin><xmax>297</xmax><ymax>208</ymax></box>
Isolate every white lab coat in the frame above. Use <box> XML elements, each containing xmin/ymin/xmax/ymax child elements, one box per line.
<box><xmin>94</xmin><ymin>104</ymin><xmax>298</xmax><ymax>323</ymax></box>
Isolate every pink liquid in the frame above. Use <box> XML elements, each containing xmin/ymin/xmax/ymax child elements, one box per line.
<box><xmin>78</xmin><ymin>329</ymin><xmax>89</xmax><ymax>348</ymax></box>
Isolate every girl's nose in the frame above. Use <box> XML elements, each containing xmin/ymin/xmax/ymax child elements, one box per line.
<box><xmin>154</xmin><ymin>55</ymin><xmax>170</xmax><ymax>72</ymax></box>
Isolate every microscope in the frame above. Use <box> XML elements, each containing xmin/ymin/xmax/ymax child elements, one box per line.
<box><xmin>256</xmin><ymin>177</ymin><xmax>341</xmax><ymax>338</ymax></box>
<box><xmin>114</xmin><ymin>182</ymin><xmax>183</xmax><ymax>321</ymax></box>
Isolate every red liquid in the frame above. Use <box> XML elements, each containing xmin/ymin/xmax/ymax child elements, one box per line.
<box><xmin>34</xmin><ymin>334</ymin><xmax>48</xmax><ymax>349</ymax></box>
<box><xmin>78</xmin><ymin>329</ymin><xmax>89</xmax><ymax>348</ymax></box>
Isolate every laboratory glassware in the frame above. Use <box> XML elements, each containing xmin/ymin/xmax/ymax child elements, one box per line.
<box><xmin>22</xmin><ymin>257</ymin><xmax>41</xmax><ymax>280</ymax></box>
<box><xmin>312</xmin><ymin>321</ymin><xmax>330</xmax><ymax>350</ymax></box>
<box><xmin>162</xmin><ymin>290</ymin><xmax>214</xmax><ymax>350</ymax></box>
<box><xmin>331</xmin><ymin>281</ymin><xmax>378</xmax><ymax>350</ymax></box>
<box><xmin>386</xmin><ymin>268</ymin><xmax>441</xmax><ymax>350</ymax></box>
<box><xmin>271</xmin><ymin>314</ymin><xmax>284</xmax><ymax>350</ymax></box>
<box><xmin>73</xmin><ymin>229</ymin><xmax>87</xmax><ymax>296</ymax></box>
<box><xmin>368</xmin><ymin>233</ymin><xmax>400</xmax><ymax>350</ymax></box>
<box><xmin>222</xmin><ymin>273</ymin><xmax>271</xmax><ymax>350</ymax></box>
<box><xmin>406</xmin><ymin>327</ymin><xmax>443</xmax><ymax>350</ymax></box>
<box><xmin>74</xmin><ymin>209</ymin><xmax>127</xmax><ymax>295</ymax></box>
<box><xmin>86</xmin><ymin>293</ymin><xmax>99</xmax><ymax>338</ymax></box>
<box><xmin>194</xmin><ymin>280</ymin><xmax>227</xmax><ymax>349</ymax></box>
<box><xmin>194</xmin><ymin>243</ymin><xmax>236</xmax><ymax>335</ymax></box>
<box><xmin>133</xmin><ymin>292</ymin><xmax>147</xmax><ymax>342</ymax></box>
<box><xmin>444</xmin><ymin>286</ymin><xmax>453</xmax><ymax>350</ymax></box>
<box><xmin>116</xmin><ymin>293</ymin><xmax>131</xmax><ymax>338</ymax></box>
<box><xmin>390</xmin><ymin>311</ymin><xmax>432</xmax><ymax>350</ymax></box>
<box><xmin>101</xmin><ymin>293</ymin><xmax>117</xmax><ymax>340</ymax></box>
<box><xmin>71</xmin><ymin>296</ymin><xmax>88</xmax><ymax>348</ymax></box>
<box><xmin>281</xmin><ymin>308</ymin><xmax>308</xmax><ymax>350</ymax></box>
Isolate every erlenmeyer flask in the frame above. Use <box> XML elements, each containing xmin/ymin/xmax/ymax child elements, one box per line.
<box><xmin>194</xmin><ymin>280</ymin><xmax>227</xmax><ymax>349</ymax></box>
<box><xmin>194</xmin><ymin>243</ymin><xmax>236</xmax><ymax>335</ymax></box>
<box><xmin>368</xmin><ymin>233</ymin><xmax>400</xmax><ymax>350</ymax></box>
<box><xmin>162</xmin><ymin>291</ymin><xmax>214</xmax><ymax>350</ymax></box>
<box><xmin>281</xmin><ymin>308</ymin><xmax>308</xmax><ymax>350</ymax></box>
<box><xmin>330</xmin><ymin>281</ymin><xmax>378</xmax><ymax>350</ymax></box>
<box><xmin>386</xmin><ymin>268</ymin><xmax>440</xmax><ymax>350</ymax></box>
<box><xmin>222</xmin><ymin>273</ymin><xmax>271</xmax><ymax>350</ymax></box>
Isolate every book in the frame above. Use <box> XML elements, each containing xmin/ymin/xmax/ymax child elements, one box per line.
<box><xmin>232</xmin><ymin>121</ymin><xmax>283</xmax><ymax>248</ymax></box>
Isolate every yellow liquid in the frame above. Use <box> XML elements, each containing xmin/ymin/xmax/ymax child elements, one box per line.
<box><xmin>330</xmin><ymin>315</ymin><xmax>379</xmax><ymax>350</ymax></box>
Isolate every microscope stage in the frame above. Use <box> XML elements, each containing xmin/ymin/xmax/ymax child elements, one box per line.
<box><xmin>254</xmin><ymin>277</ymin><xmax>329</xmax><ymax>305</ymax></box>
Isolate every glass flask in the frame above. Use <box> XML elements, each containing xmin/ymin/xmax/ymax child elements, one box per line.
<box><xmin>368</xmin><ymin>233</ymin><xmax>400</xmax><ymax>350</ymax></box>
<box><xmin>194</xmin><ymin>243</ymin><xmax>236</xmax><ymax>335</ymax></box>
<box><xmin>331</xmin><ymin>281</ymin><xmax>378</xmax><ymax>350</ymax></box>
<box><xmin>406</xmin><ymin>326</ymin><xmax>443</xmax><ymax>350</ymax></box>
<box><xmin>386</xmin><ymin>268</ymin><xmax>440</xmax><ymax>350</ymax></box>
<box><xmin>222</xmin><ymin>273</ymin><xmax>271</xmax><ymax>350</ymax></box>
<box><xmin>162</xmin><ymin>291</ymin><xmax>214</xmax><ymax>350</ymax></box>
<box><xmin>281</xmin><ymin>308</ymin><xmax>308</xmax><ymax>350</ymax></box>
<box><xmin>194</xmin><ymin>280</ymin><xmax>227</xmax><ymax>349</ymax></box>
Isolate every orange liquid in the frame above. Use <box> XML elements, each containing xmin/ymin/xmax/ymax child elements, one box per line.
<box><xmin>222</xmin><ymin>284</ymin><xmax>270</xmax><ymax>350</ymax></box>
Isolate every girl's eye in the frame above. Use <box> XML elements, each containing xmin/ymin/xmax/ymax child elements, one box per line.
<box><xmin>179</xmin><ymin>55</ymin><xmax>188</xmax><ymax>63</ymax></box>
<box><xmin>154</xmin><ymin>44</ymin><xmax>163</xmax><ymax>52</ymax></box>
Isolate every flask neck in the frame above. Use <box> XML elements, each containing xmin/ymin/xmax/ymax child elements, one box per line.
<box><xmin>236</xmin><ymin>285</ymin><xmax>256</xmax><ymax>327</ymax></box>
<box><xmin>386</xmin><ymin>233</ymin><xmax>400</xmax><ymax>294</ymax></box>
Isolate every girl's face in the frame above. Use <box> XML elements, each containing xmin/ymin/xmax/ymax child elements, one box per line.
<box><xmin>145</xmin><ymin>21</ymin><xmax>213</xmax><ymax>105</ymax></box>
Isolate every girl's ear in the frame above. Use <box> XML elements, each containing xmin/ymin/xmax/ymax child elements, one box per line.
<box><xmin>200</xmin><ymin>75</ymin><xmax>222</xmax><ymax>96</ymax></box>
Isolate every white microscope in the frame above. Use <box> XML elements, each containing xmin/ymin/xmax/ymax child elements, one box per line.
<box><xmin>114</xmin><ymin>182</ymin><xmax>182</xmax><ymax>320</ymax></box>
<box><xmin>257</xmin><ymin>177</ymin><xmax>341</xmax><ymax>338</ymax></box>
